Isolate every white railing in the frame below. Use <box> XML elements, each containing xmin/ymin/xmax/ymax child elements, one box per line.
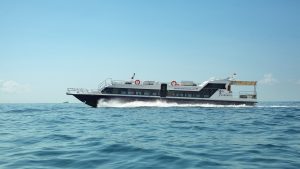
<box><xmin>67</xmin><ymin>88</ymin><xmax>101</xmax><ymax>95</ymax></box>
<box><xmin>98</xmin><ymin>78</ymin><xmax>113</xmax><ymax>90</ymax></box>
<box><xmin>112</xmin><ymin>80</ymin><xmax>127</xmax><ymax>85</ymax></box>
<box><xmin>98</xmin><ymin>79</ymin><xmax>140</xmax><ymax>89</ymax></box>
<box><xmin>239</xmin><ymin>91</ymin><xmax>257</xmax><ymax>99</ymax></box>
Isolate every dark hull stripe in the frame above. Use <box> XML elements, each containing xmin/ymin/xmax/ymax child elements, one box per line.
<box><xmin>71</xmin><ymin>94</ymin><xmax>257</xmax><ymax>108</ymax></box>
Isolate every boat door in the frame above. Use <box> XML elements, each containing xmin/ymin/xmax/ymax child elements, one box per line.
<box><xmin>160</xmin><ymin>83</ymin><xmax>167</xmax><ymax>97</ymax></box>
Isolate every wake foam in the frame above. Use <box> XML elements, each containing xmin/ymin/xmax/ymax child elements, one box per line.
<box><xmin>97</xmin><ymin>100</ymin><xmax>249</xmax><ymax>108</ymax></box>
<box><xmin>257</xmin><ymin>105</ymin><xmax>300</xmax><ymax>108</ymax></box>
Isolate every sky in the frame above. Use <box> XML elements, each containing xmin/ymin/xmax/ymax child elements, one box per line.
<box><xmin>0</xmin><ymin>0</ymin><xmax>299</xmax><ymax>103</ymax></box>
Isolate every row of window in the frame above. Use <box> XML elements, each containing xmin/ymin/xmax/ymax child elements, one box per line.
<box><xmin>101</xmin><ymin>88</ymin><xmax>218</xmax><ymax>98</ymax></box>
<box><xmin>102</xmin><ymin>88</ymin><xmax>160</xmax><ymax>96</ymax></box>
<box><xmin>167</xmin><ymin>90</ymin><xmax>216</xmax><ymax>98</ymax></box>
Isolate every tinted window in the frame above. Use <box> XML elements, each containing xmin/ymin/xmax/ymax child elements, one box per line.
<box><xmin>204</xmin><ymin>83</ymin><xmax>226</xmax><ymax>89</ymax></box>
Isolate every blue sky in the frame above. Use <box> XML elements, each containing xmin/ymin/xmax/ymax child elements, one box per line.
<box><xmin>0</xmin><ymin>0</ymin><xmax>299</xmax><ymax>103</ymax></box>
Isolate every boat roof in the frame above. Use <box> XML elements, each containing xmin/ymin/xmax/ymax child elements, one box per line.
<box><xmin>230</xmin><ymin>80</ymin><xmax>257</xmax><ymax>86</ymax></box>
<box><xmin>98</xmin><ymin>77</ymin><xmax>257</xmax><ymax>92</ymax></box>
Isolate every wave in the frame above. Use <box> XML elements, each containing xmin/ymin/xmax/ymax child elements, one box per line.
<box><xmin>97</xmin><ymin>100</ymin><xmax>250</xmax><ymax>108</ymax></box>
<box><xmin>3</xmin><ymin>108</ymin><xmax>47</xmax><ymax>113</ymax></box>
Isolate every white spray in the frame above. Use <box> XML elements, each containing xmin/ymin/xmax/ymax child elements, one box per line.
<box><xmin>97</xmin><ymin>100</ymin><xmax>249</xmax><ymax>108</ymax></box>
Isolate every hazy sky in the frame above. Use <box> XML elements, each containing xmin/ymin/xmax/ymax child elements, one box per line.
<box><xmin>0</xmin><ymin>0</ymin><xmax>299</xmax><ymax>103</ymax></box>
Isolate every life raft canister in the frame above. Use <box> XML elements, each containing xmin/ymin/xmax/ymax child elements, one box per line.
<box><xmin>135</xmin><ymin>80</ymin><xmax>141</xmax><ymax>85</ymax></box>
<box><xmin>171</xmin><ymin>80</ymin><xmax>177</xmax><ymax>86</ymax></box>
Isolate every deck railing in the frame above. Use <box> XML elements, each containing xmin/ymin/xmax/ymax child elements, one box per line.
<box><xmin>98</xmin><ymin>78</ymin><xmax>113</xmax><ymax>90</ymax></box>
<box><xmin>239</xmin><ymin>91</ymin><xmax>257</xmax><ymax>99</ymax></box>
<box><xmin>67</xmin><ymin>88</ymin><xmax>101</xmax><ymax>95</ymax></box>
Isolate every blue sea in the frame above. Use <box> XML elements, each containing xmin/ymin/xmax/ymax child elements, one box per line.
<box><xmin>1</xmin><ymin>102</ymin><xmax>300</xmax><ymax>169</ymax></box>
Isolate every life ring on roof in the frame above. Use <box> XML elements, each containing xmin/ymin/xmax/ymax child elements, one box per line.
<box><xmin>171</xmin><ymin>80</ymin><xmax>177</xmax><ymax>86</ymax></box>
<box><xmin>135</xmin><ymin>80</ymin><xmax>141</xmax><ymax>85</ymax></box>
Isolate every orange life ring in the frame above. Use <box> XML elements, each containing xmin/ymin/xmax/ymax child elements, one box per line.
<box><xmin>171</xmin><ymin>80</ymin><xmax>177</xmax><ymax>86</ymax></box>
<box><xmin>135</xmin><ymin>80</ymin><xmax>141</xmax><ymax>85</ymax></box>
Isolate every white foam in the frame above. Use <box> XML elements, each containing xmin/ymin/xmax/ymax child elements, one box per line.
<box><xmin>257</xmin><ymin>105</ymin><xmax>300</xmax><ymax>108</ymax></box>
<box><xmin>97</xmin><ymin>100</ymin><xmax>250</xmax><ymax>108</ymax></box>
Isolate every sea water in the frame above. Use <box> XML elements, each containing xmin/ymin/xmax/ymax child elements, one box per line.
<box><xmin>0</xmin><ymin>102</ymin><xmax>300</xmax><ymax>169</ymax></box>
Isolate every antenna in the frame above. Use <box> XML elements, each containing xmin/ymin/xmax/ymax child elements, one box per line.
<box><xmin>231</xmin><ymin>73</ymin><xmax>237</xmax><ymax>80</ymax></box>
<box><xmin>131</xmin><ymin>73</ymin><xmax>135</xmax><ymax>80</ymax></box>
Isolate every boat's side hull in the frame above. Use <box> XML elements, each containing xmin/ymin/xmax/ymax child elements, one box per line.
<box><xmin>70</xmin><ymin>94</ymin><xmax>257</xmax><ymax>107</ymax></box>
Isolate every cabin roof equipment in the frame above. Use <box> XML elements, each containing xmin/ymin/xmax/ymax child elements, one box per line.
<box><xmin>230</xmin><ymin>80</ymin><xmax>257</xmax><ymax>86</ymax></box>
